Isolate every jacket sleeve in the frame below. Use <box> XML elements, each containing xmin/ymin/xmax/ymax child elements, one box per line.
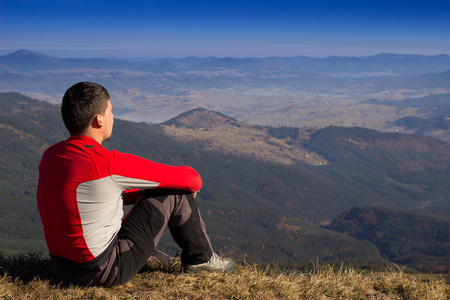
<box><xmin>109</xmin><ymin>150</ymin><xmax>202</xmax><ymax>193</ymax></box>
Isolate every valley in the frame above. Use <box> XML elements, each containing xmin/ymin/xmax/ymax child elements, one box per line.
<box><xmin>0</xmin><ymin>50</ymin><xmax>449</xmax><ymax>272</ymax></box>
<box><xmin>1</xmin><ymin>50</ymin><xmax>449</xmax><ymax>142</ymax></box>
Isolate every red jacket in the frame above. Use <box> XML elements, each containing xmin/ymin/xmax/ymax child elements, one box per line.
<box><xmin>37</xmin><ymin>135</ymin><xmax>202</xmax><ymax>263</ymax></box>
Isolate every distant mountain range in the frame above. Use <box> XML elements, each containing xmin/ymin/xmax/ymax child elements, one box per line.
<box><xmin>2</xmin><ymin>49</ymin><xmax>450</xmax><ymax>75</ymax></box>
<box><xmin>1</xmin><ymin>49</ymin><xmax>449</xmax><ymax>145</ymax></box>
<box><xmin>1</xmin><ymin>93</ymin><xmax>449</xmax><ymax>273</ymax></box>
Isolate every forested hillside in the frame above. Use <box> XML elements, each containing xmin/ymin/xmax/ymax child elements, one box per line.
<box><xmin>0</xmin><ymin>93</ymin><xmax>62</xmax><ymax>256</ymax></box>
<box><xmin>306</xmin><ymin>126</ymin><xmax>450</xmax><ymax>216</ymax></box>
<box><xmin>1</xmin><ymin>93</ymin><xmax>449</xmax><ymax>272</ymax></box>
<box><xmin>325</xmin><ymin>206</ymin><xmax>450</xmax><ymax>273</ymax></box>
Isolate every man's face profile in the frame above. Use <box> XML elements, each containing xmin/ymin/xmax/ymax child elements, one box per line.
<box><xmin>101</xmin><ymin>100</ymin><xmax>114</xmax><ymax>142</ymax></box>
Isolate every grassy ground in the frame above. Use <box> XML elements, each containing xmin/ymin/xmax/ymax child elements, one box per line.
<box><xmin>1</xmin><ymin>253</ymin><xmax>449</xmax><ymax>299</ymax></box>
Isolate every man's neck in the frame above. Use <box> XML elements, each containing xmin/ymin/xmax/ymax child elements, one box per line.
<box><xmin>80</xmin><ymin>130</ymin><xmax>104</xmax><ymax>145</ymax></box>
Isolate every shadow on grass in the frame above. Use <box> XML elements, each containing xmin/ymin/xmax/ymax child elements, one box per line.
<box><xmin>0</xmin><ymin>252</ymin><xmax>183</xmax><ymax>286</ymax></box>
<box><xmin>0</xmin><ymin>252</ymin><xmax>63</xmax><ymax>285</ymax></box>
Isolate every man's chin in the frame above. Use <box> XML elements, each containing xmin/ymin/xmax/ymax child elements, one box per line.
<box><xmin>103</xmin><ymin>134</ymin><xmax>112</xmax><ymax>142</ymax></box>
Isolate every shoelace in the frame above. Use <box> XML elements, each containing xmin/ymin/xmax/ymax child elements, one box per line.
<box><xmin>209</xmin><ymin>253</ymin><xmax>226</xmax><ymax>267</ymax></box>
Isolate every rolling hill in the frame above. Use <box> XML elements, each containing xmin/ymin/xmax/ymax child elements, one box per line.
<box><xmin>1</xmin><ymin>92</ymin><xmax>449</xmax><ymax>272</ymax></box>
<box><xmin>162</xmin><ymin>108</ymin><xmax>450</xmax><ymax>216</ymax></box>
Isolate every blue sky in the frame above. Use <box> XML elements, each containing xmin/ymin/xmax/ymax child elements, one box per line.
<box><xmin>1</xmin><ymin>0</ymin><xmax>449</xmax><ymax>58</ymax></box>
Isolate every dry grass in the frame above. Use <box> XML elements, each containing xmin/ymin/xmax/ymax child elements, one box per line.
<box><xmin>1</xmin><ymin>257</ymin><xmax>449</xmax><ymax>300</ymax></box>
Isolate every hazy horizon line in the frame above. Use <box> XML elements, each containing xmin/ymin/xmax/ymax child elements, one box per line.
<box><xmin>2</xmin><ymin>48</ymin><xmax>450</xmax><ymax>61</ymax></box>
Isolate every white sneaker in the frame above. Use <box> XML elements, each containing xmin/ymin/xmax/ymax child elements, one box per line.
<box><xmin>184</xmin><ymin>253</ymin><xmax>236</xmax><ymax>273</ymax></box>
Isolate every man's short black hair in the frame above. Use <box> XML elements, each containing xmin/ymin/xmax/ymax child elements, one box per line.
<box><xmin>61</xmin><ymin>82</ymin><xmax>110</xmax><ymax>135</ymax></box>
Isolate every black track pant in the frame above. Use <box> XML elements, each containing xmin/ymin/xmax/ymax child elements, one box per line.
<box><xmin>51</xmin><ymin>189</ymin><xmax>213</xmax><ymax>287</ymax></box>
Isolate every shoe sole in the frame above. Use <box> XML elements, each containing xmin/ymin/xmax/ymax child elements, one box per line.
<box><xmin>184</xmin><ymin>260</ymin><xmax>236</xmax><ymax>273</ymax></box>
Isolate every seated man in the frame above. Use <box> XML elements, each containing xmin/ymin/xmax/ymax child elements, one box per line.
<box><xmin>37</xmin><ymin>81</ymin><xmax>235</xmax><ymax>287</ymax></box>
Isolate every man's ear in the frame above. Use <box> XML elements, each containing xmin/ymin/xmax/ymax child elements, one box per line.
<box><xmin>91</xmin><ymin>114</ymin><xmax>103</xmax><ymax>129</ymax></box>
